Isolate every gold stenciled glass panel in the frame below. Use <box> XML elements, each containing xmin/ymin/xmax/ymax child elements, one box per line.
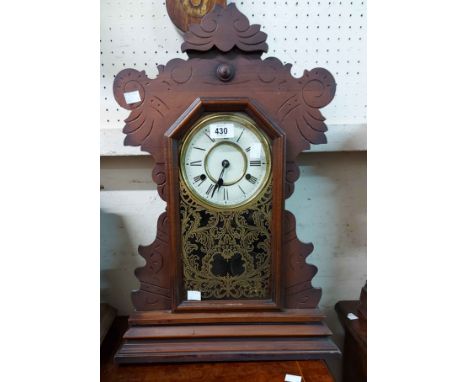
<box><xmin>180</xmin><ymin>182</ymin><xmax>272</xmax><ymax>299</ymax></box>
<box><xmin>179</xmin><ymin>113</ymin><xmax>273</xmax><ymax>300</ymax></box>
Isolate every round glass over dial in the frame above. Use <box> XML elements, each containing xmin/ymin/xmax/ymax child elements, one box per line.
<box><xmin>180</xmin><ymin>114</ymin><xmax>271</xmax><ymax>209</ymax></box>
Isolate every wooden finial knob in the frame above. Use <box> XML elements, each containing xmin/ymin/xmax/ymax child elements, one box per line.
<box><xmin>216</xmin><ymin>63</ymin><xmax>234</xmax><ymax>81</ymax></box>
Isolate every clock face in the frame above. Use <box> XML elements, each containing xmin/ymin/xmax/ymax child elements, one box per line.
<box><xmin>180</xmin><ymin>114</ymin><xmax>271</xmax><ymax>209</ymax></box>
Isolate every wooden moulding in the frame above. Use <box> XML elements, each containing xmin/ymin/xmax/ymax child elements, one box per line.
<box><xmin>115</xmin><ymin>310</ymin><xmax>339</xmax><ymax>364</ymax></box>
<box><xmin>128</xmin><ymin>308</ymin><xmax>326</xmax><ymax>325</ymax></box>
<box><xmin>115</xmin><ymin>337</ymin><xmax>340</xmax><ymax>364</ymax></box>
<box><xmin>124</xmin><ymin>323</ymin><xmax>332</xmax><ymax>340</ymax></box>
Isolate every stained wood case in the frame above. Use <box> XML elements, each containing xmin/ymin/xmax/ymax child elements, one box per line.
<box><xmin>112</xmin><ymin>3</ymin><xmax>339</xmax><ymax>363</ymax></box>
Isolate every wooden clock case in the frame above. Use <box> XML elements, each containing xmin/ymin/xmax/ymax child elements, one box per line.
<box><xmin>113</xmin><ymin>3</ymin><xmax>339</xmax><ymax>363</ymax></box>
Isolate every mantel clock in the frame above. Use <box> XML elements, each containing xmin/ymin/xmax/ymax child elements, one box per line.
<box><xmin>113</xmin><ymin>3</ymin><xmax>338</xmax><ymax>363</ymax></box>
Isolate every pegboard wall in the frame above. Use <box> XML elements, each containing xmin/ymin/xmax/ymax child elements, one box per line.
<box><xmin>100</xmin><ymin>0</ymin><xmax>367</xmax><ymax>155</ymax></box>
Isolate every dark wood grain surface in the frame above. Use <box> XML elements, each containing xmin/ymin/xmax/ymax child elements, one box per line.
<box><xmin>335</xmin><ymin>301</ymin><xmax>367</xmax><ymax>382</ymax></box>
<box><xmin>124</xmin><ymin>323</ymin><xmax>332</xmax><ymax>339</ymax></box>
<box><xmin>101</xmin><ymin>317</ymin><xmax>335</xmax><ymax>382</ymax></box>
<box><xmin>129</xmin><ymin>308</ymin><xmax>326</xmax><ymax>325</ymax></box>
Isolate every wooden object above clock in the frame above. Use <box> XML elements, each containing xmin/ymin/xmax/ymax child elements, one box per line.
<box><xmin>166</xmin><ymin>0</ymin><xmax>227</xmax><ymax>32</ymax></box>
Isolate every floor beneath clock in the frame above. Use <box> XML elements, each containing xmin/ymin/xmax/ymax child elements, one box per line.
<box><xmin>101</xmin><ymin>316</ymin><xmax>336</xmax><ymax>382</ymax></box>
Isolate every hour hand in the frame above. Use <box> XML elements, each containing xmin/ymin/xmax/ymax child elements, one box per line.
<box><xmin>211</xmin><ymin>160</ymin><xmax>229</xmax><ymax>197</ymax></box>
<box><xmin>211</xmin><ymin>178</ymin><xmax>223</xmax><ymax>197</ymax></box>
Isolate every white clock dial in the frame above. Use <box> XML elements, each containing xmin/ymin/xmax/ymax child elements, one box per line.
<box><xmin>180</xmin><ymin>114</ymin><xmax>271</xmax><ymax>209</ymax></box>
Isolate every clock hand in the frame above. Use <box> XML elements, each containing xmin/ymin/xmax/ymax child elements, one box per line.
<box><xmin>211</xmin><ymin>169</ymin><xmax>224</xmax><ymax>197</ymax></box>
<box><xmin>212</xmin><ymin>160</ymin><xmax>230</xmax><ymax>197</ymax></box>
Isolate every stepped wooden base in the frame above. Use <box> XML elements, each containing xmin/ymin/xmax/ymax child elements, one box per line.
<box><xmin>115</xmin><ymin>309</ymin><xmax>340</xmax><ymax>364</ymax></box>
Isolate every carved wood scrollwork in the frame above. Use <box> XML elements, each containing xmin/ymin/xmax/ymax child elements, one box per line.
<box><xmin>283</xmin><ymin>210</ymin><xmax>321</xmax><ymax>308</ymax></box>
<box><xmin>181</xmin><ymin>3</ymin><xmax>268</xmax><ymax>53</ymax></box>
<box><xmin>113</xmin><ymin>3</ymin><xmax>336</xmax><ymax>311</ymax></box>
<box><xmin>132</xmin><ymin>211</ymin><xmax>172</xmax><ymax>310</ymax></box>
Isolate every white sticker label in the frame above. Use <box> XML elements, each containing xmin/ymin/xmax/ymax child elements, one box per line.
<box><xmin>210</xmin><ymin>123</ymin><xmax>235</xmax><ymax>139</ymax></box>
<box><xmin>347</xmin><ymin>313</ymin><xmax>359</xmax><ymax>320</ymax></box>
<box><xmin>249</xmin><ymin>142</ymin><xmax>262</xmax><ymax>160</ymax></box>
<box><xmin>187</xmin><ymin>290</ymin><xmax>201</xmax><ymax>301</ymax></box>
<box><xmin>284</xmin><ymin>374</ymin><xmax>302</xmax><ymax>382</ymax></box>
<box><xmin>123</xmin><ymin>90</ymin><xmax>141</xmax><ymax>104</ymax></box>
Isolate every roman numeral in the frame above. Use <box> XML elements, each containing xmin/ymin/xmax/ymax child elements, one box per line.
<box><xmin>247</xmin><ymin>175</ymin><xmax>258</xmax><ymax>184</ymax></box>
<box><xmin>223</xmin><ymin>188</ymin><xmax>229</xmax><ymax>201</ymax></box>
<box><xmin>236</xmin><ymin>128</ymin><xmax>245</xmax><ymax>142</ymax></box>
<box><xmin>204</xmin><ymin>131</ymin><xmax>215</xmax><ymax>142</ymax></box>
<box><xmin>238</xmin><ymin>185</ymin><xmax>246</xmax><ymax>196</ymax></box>
<box><xmin>190</xmin><ymin>160</ymin><xmax>202</xmax><ymax>166</ymax></box>
<box><xmin>245</xmin><ymin>146</ymin><xmax>251</xmax><ymax>152</ymax></box>
<box><xmin>206</xmin><ymin>184</ymin><xmax>214</xmax><ymax>196</ymax></box>
<box><xmin>249</xmin><ymin>160</ymin><xmax>261</xmax><ymax>166</ymax></box>
<box><xmin>193</xmin><ymin>146</ymin><xmax>206</xmax><ymax>151</ymax></box>
<box><xmin>193</xmin><ymin>174</ymin><xmax>206</xmax><ymax>185</ymax></box>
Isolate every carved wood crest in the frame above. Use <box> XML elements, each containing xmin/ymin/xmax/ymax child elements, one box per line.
<box><xmin>113</xmin><ymin>3</ymin><xmax>336</xmax><ymax>311</ymax></box>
